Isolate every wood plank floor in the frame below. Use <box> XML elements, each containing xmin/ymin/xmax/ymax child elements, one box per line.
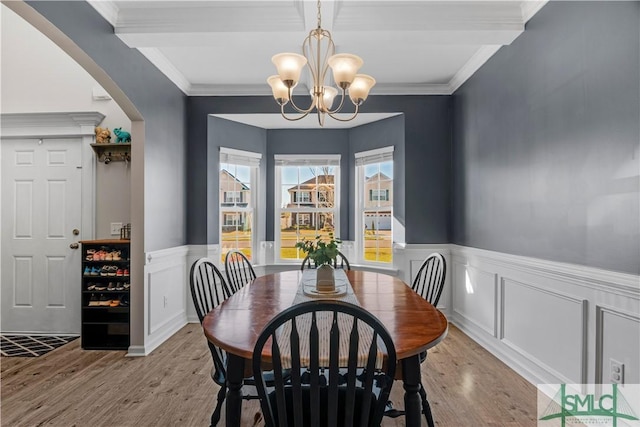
<box><xmin>1</xmin><ymin>324</ymin><xmax>537</xmax><ymax>426</ymax></box>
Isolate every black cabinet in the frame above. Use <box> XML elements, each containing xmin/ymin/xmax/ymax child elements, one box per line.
<box><xmin>80</xmin><ymin>239</ymin><xmax>130</xmax><ymax>350</ymax></box>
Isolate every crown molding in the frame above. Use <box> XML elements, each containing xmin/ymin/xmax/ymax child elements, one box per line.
<box><xmin>87</xmin><ymin>0</ymin><xmax>119</xmax><ymax>27</ymax></box>
<box><xmin>372</xmin><ymin>83</ymin><xmax>453</xmax><ymax>96</ymax></box>
<box><xmin>449</xmin><ymin>45</ymin><xmax>502</xmax><ymax>94</ymax></box>
<box><xmin>137</xmin><ymin>48</ymin><xmax>190</xmax><ymax>95</ymax></box>
<box><xmin>189</xmin><ymin>84</ymin><xmax>273</xmax><ymax>97</ymax></box>
<box><xmin>521</xmin><ymin>0</ymin><xmax>549</xmax><ymax>23</ymax></box>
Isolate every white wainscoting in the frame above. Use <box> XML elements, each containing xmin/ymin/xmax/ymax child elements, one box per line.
<box><xmin>129</xmin><ymin>245</ymin><xmax>189</xmax><ymax>356</ymax></box>
<box><xmin>450</xmin><ymin>245</ymin><xmax>640</xmax><ymax>387</ymax></box>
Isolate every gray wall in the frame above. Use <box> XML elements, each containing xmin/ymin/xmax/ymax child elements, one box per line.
<box><xmin>187</xmin><ymin>95</ymin><xmax>451</xmax><ymax>245</ymax></box>
<box><xmin>28</xmin><ymin>1</ymin><xmax>188</xmax><ymax>252</ymax></box>
<box><xmin>349</xmin><ymin>115</ymin><xmax>405</xmax><ymax>239</ymax></box>
<box><xmin>452</xmin><ymin>1</ymin><xmax>640</xmax><ymax>274</ymax></box>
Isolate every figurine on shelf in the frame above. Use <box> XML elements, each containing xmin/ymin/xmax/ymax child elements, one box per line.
<box><xmin>95</xmin><ymin>127</ymin><xmax>111</xmax><ymax>144</ymax></box>
<box><xmin>113</xmin><ymin>127</ymin><xmax>131</xmax><ymax>143</ymax></box>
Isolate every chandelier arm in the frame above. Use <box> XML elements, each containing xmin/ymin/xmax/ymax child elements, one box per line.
<box><xmin>284</xmin><ymin>85</ymin><xmax>318</xmax><ymax>114</ymax></box>
<box><xmin>303</xmin><ymin>32</ymin><xmax>320</xmax><ymax>85</ymax></box>
<box><xmin>281</xmin><ymin>103</ymin><xmax>312</xmax><ymax>122</ymax></box>
<box><xmin>326</xmin><ymin>103</ymin><xmax>361</xmax><ymax>122</ymax></box>
<box><xmin>324</xmin><ymin>88</ymin><xmax>347</xmax><ymax>114</ymax></box>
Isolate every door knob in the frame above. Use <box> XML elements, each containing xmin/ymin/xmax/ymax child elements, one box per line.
<box><xmin>70</xmin><ymin>243</ymin><xmax>79</xmax><ymax>249</ymax></box>
<box><xmin>73</xmin><ymin>229</ymin><xmax>80</xmax><ymax>235</ymax></box>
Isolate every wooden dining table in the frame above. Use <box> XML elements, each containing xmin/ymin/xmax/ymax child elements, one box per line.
<box><xmin>202</xmin><ymin>269</ymin><xmax>448</xmax><ymax>427</ymax></box>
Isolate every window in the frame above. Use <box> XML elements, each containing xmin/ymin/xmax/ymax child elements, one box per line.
<box><xmin>224</xmin><ymin>191</ymin><xmax>242</xmax><ymax>204</ymax></box>
<box><xmin>356</xmin><ymin>147</ymin><xmax>393</xmax><ymax>264</ymax></box>
<box><xmin>370</xmin><ymin>189</ymin><xmax>389</xmax><ymax>201</ymax></box>
<box><xmin>224</xmin><ymin>213</ymin><xmax>240</xmax><ymax>226</ymax></box>
<box><xmin>296</xmin><ymin>213</ymin><xmax>311</xmax><ymax>225</ymax></box>
<box><xmin>294</xmin><ymin>191</ymin><xmax>311</xmax><ymax>203</ymax></box>
<box><xmin>275</xmin><ymin>155</ymin><xmax>340</xmax><ymax>262</ymax></box>
<box><xmin>219</xmin><ymin>147</ymin><xmax>261</xmax><ymax>263</ymax></box>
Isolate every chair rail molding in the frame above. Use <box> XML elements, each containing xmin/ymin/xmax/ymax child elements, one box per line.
<box><xmin>449</xmin><ymin>244</ymin><xmax>640</xmax><ymax>387</ymax></box>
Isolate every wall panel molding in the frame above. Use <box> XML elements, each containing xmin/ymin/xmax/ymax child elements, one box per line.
<box><xmin>131</xmin><ymin>245</ymin><xmax>189</xmax><ymax>355</ymax></box>
<box><xmin>450</xmin><ymin>245</ymin><xmax>639</xmax><ymax>386</ymax></box>
<box><xmin>452</xmin><ymin>261</ymin><xmax>497</xmax><ymax>336</ymax></box>
<box><xmin>499</xmin><ymin>277</ymin><xmax>588</xmax><ymax>384</ymax></box>
<box><xmin>595</xmin><ymin>305</ymin><xmax>640</xmax><ymax>384</ymax></box>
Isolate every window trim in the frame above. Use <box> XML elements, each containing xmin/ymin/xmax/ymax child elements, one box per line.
<box><xmin>219</xmin><ymin>147</ymin><xmax>261</xmax><ymax>265</ymax></box>
<box><xmin>355</xmin><ymin>147</ymin><xmax>393</xmax><ymax>265</ymax></box>
<box><xmin>275</xmin><ymin>155</ymin><xmax>341</xmax><ymax>264</ymax></box>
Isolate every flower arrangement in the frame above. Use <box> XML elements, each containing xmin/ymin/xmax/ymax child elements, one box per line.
<box><xmin>295</xmin><ymin>233</ymin><xmax>341</xmax><ymax>267</ymax></box>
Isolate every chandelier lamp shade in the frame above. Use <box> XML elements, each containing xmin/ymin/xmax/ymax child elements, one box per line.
<box><xmin>267</xmin><ymin>0</ymin><xmax>376</xmax><ymax>126</ymax></box>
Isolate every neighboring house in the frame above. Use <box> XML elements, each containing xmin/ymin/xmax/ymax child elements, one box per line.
<box><xmin>364</xmin><ymin>172</ymin><xmax>392</xmax><ymax>231</ymax></box>
<box><xmin>285</xmin><ymin>174</ymin><xmax>334</xmax><ymax>229</ymax></box>
<box><xmin>220</xmin><ymin>169</ymin><xmax>249</xmax><ymax>232</ymax></box>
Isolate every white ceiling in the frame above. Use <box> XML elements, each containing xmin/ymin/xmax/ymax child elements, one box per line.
<box><xmin>88</xmin><ymin>0</ymin><xmax>547</xmax><ymax>128</ymax></box>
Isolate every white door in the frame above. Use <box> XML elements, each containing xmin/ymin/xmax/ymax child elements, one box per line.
<box><xmin>1</xmin><ymin>138</ymin><xmax>82</xmax><ymax>334</ymax></box>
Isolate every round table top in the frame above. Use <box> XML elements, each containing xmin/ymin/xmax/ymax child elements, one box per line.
<box><xmin>202</xmin><ymin>269</ymin><xmax>448</xmax><ymax>361</ymax></box>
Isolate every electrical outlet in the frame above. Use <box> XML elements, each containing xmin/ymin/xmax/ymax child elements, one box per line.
<box><xmin>610</xmin><ymin>359</ymin><xmax>624</xmax><ymax>384</ymax></box>
<box><xmin>110</xmin><ymin>222</ymin><xmax>123</xmax><ymax>236</ymax></box>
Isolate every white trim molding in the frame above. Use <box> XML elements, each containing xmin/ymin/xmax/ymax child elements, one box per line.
<box><xmin>130</xmin><ymin>245</ymin><xmax>189</xmax><ymax>356</ymax></box>
<box><xmin>450</xmin><ymin>245</ymin><xmax>640</xmax><ymax>386</ymax></box>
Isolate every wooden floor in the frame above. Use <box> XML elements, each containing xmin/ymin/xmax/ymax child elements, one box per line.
<box><xmin>1</xmin><ymin>324</ymin><xmax>537</xmax><ymax>426</ymax></box>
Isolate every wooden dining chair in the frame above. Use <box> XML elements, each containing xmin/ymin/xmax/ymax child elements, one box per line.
<box><xmin>411</xmin><ymin>252</ymin><xmax>446</xmax><ymax>307</ymax></box>
<box><xmin>384</xmin><ymin>252</ymin><xmax>446</xmax><ymax>426</ymax></box>
<box><xmin>252</xmin><ymin>300</ymin><xmax>396</xmax><ymax>427</ymax></box>
<box><xmin>224</xmin><ymin>250</ymin><xmax>256</xmax><ymax>292</ymax></box>
<box><xmin>300</xmin><ymin>251</ymin><xmax>351</xmax><ymax>271</ymax></box>
<box><xmin>190</xmin><ymin>257</ymin><xmax>267</xmax><ymax>426</ymax></box>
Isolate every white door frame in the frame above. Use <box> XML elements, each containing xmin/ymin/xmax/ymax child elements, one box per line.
<box><xmin>1</xmin><ymin>112</ymin><xmax>104</xmax><ymax>333</ymax></box>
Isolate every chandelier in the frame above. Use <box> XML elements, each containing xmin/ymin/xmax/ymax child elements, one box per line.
<box><xmin>267</xmin><ymin>0</ymin><xmax>376</xmax><ymax>126</ymax></box>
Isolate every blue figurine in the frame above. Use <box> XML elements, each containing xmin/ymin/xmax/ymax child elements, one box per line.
<box><xmin>113</xmin><ymin>127</ymin><xmax>132</xmax><ymax>143</ymax></box>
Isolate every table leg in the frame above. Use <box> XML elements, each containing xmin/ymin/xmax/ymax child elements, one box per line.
<box><xmin>225</xmin><ymin>354</ymin><xmax>244</xmax><ymax>427</ymax></box>
<box><xmin>402</xmin><ymin>355</ymin><xmax>422</xmax><ymax>427</ymax></box>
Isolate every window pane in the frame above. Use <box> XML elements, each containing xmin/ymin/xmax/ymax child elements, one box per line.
<box><xmin>221</xmin><ymin>211</ymin><xmax>253</xmax><ymax>262</ymax></box>
<box><xmin>280</xmin><ymin>213</ymin><xmax>302</xmax><ymax>260</ymax></box>
<box><xmin>220</xmin><ymin>160</ymin><xmax>254</xmax><ymax>264</ymax></box>
<box><xmin>280</xmin><ymin>212</ymin><xmax>336</xmax><ymax>260</ymax></box>
<box><xmin>363</xmin><ymin>211</ymin><xmax>392</xmax><ymax>262</ymax></box>
<box><xmin>365</xmin><ymin>161</ymin><xmax>392</xmax><ymax>209</ymax></box>
<box><xmin>360</xmin><ymin>160</ymin><xmax>392</xmax><ymax>264</ymax></box>
<box><xmin>221</xmin><ymin>164</ymin><xmax>250</xmax><ymax>207</ymax></box>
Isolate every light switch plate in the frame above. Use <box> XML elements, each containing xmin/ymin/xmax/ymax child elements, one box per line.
<box><xmin>110</xmin><ymin>222</ymin><xmax>123</xmax><ymax>236</ymax></box>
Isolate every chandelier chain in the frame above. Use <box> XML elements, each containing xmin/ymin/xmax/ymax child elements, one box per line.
<box><xmin>317</xmin><ymin>0</ymin><xmax>322</xmax><ymax>29</ymax></box>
